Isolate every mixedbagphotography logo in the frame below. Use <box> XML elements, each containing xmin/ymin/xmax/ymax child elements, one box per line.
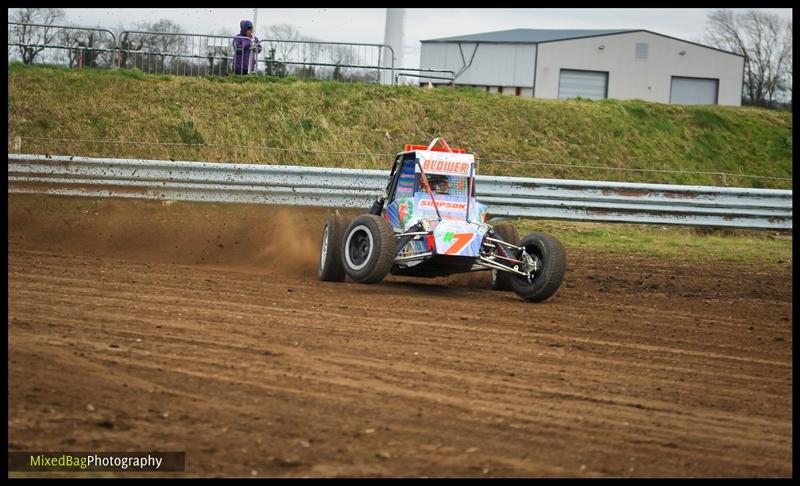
<box><xmin>8</xmin><ymin>452</ymin><xmax>185</xmax><ymax>472</ymax></box>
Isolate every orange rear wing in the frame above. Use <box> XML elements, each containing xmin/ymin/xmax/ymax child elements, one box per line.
<box><xmin>404</xmin><ymin>137</ymin><xmax>466</xmax><ymax>154</ymax></box>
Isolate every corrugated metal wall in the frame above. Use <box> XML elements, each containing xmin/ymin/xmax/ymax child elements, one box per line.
<box><xmin>419</xmin><ymin>42</ymin><xmax>536</xmax><ymax>88</ymax></box>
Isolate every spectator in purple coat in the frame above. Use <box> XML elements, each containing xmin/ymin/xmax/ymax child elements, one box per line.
<box><xmin>232</xmin><ymin>19</ymin><xmax>261</xmax><ymax>74</ymax></box>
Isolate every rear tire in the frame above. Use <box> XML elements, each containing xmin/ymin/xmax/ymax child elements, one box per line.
<box><xmin>319</xmin><ymin>214</ymin><xmax>348</xmax><ymax>282</ymax></box>
<box><xmin>341</xmin><ymin>214</ymin><xmax>396</xmax><ymax>283</ymax></box>
<box><xmin>491</xmin><ymin>223</ymin><xmax>520</xmax><ymax>291</ymax></box>
<box><xmin>510</xmin><ymin>232</ymin><xmax>566</xmax><ymax>302</ymax></box>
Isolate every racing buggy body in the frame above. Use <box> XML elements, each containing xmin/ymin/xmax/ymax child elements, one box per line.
<box><xmin>319</xmin><ymin>138</ymin><xmax>566</xmax><ymax>302</ymax></box>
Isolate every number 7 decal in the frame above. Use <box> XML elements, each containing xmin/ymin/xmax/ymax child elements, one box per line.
<box><xmin>443</xmin><ymin>232</ymin><xmax>475</xmax><ymax>255</ymax></box>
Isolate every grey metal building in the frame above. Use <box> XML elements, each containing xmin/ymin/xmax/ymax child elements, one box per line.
<box><xmin>419</xmin><ymin>29</ymin><xmax>745</xmax><ymax>106</ymax></box>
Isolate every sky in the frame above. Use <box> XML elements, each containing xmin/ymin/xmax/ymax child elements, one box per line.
<box><xmin>33</xmin><ymin>8</ymin><xmax>795</xmax><ymax>71</ymax></box>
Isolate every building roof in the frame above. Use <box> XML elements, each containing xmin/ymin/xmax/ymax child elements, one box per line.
<box><xmin>421</xmin><ymin>29</ymin><xmax>635</xmax><ymax>44</ymax></box>
<box><xmin>420</xmin><ymin>28</ymin><xmax>744</xmax><ymax>57</ymax></box>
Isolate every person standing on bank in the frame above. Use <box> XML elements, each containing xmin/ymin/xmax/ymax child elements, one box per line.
<box><xmin>233</xmin><ymin>19</ymin><xmax>262</xmax><ymax>74</ymax></box>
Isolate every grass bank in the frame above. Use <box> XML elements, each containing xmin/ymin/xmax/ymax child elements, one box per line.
<box><xmin>7</xmin><ymin>64</ymin><xmax>792</xmax><ymax>189</ymax></box>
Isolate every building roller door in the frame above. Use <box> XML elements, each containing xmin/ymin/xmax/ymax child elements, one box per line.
<box><xmin>670</xmin><ymin>77</ymin><xmax>718</xmax><ymax>105</ymax></box>
<box><xmin>558</xmin><ymin>69</ymin><xmax>608</xmax><ymax>100</ymax></box>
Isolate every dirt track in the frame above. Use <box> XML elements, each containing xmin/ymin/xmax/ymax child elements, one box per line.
<box><xmin>7</xmin><ymin>195</ymin><xmax>793</xmax><ymax>477</ymax></box>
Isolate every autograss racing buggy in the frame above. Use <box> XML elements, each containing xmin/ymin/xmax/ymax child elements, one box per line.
<box><xmin>319</xmin><ymin>138</ymin><xmax>566</xmax><ymax>302</ymax></box>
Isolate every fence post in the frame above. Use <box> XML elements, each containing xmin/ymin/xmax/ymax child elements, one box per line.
<box><xmin>267</xmin><ymin>47</ymin><xmax>276</xmax><ymax>76</ymax></box>
<box><xmin>390</xmin><ymin>50</ymin><xmax>395</xmax><ymax>86</ymax></box>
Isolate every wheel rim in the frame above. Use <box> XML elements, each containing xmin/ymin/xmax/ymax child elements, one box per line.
<box><xmin>344</xmin><ymin>225</ymin><xmax>373</xmax><ymax>271</ymax></box>
<box><xmin>319</xmin><ymin>224</ymin><xmax>329</xmax><ymax>276</ymax></box>
<box><xmin>520</xmin><ymin>244</ymin><xmax>543</xmax><ymax>283</ymax></box>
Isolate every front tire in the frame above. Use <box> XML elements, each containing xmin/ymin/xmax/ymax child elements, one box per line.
<box><xmin>319</xmin><ymin>214</ymin><xmax>348</xmax><ymax>282</ymax></box>
<box><xmin>510</xmin><ymin>232</ymin><xmax>566</xmax><ymax>302</ymax></box>
<box><xmin>341</xmin><ymin>214</ymin><xmax>396</xmax><ymax>283</ymax></box>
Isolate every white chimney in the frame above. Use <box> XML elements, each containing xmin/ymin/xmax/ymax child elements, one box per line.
<box><xmin>381</xmin><ymin>8</ymin><xmax>405</xmax><ymax>85</ymax></box>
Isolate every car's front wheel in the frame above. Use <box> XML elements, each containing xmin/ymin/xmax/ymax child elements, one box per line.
<box><xmin>510</xmin><ymin>232</ymin><xmax>566</xmax><ymax>302</ymax></box>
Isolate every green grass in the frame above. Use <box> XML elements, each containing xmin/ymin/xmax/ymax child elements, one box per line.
<box><xmin>507</xmin><ymin>218</ymin><xmax>792</xmax><ymax>268</ymax></box>
<box><xmin>7</xmin><ymin>63</ymin><xmax>793</xmax><ymax>188</ymax></box>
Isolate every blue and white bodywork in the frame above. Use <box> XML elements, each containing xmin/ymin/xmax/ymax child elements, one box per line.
<box><xmin>378</xmin><ymin>142</ymin><xmax>510</xmax><ymax>277</ymax></box>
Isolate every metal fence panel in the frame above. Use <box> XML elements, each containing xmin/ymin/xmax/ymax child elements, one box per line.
<box><xmin>8</xmin><ymin>22</ymin><xmax>117</xmax><ymax>69</ymax></box>
<box><xmin>258</xmin><ymin>38</ymin><xmax>394</xmax><ymax>83</ymax></box>
<box><xmin>116</xmin><ymin>30</ymin><xmax>398</xmax><ymax>82</ymax></box>
<box><xmin>7</xmin><ymin>154</ymin><xmax>792</xmax><ymax>230</ymax></box>
<box><xmin>9</xmin><ymin>21</ymin><xmax>450</xmax><ymax>84</ymax></box>
<box><xmin>117</xmin><ymin>30</ymin><xmax>233</xmax><ymax>76</ymax></box>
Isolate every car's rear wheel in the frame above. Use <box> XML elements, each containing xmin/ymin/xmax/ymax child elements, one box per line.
<box><xmin>510</xmin><ymin>232</ymin><xmax>566</xmax><ymax>302</ymax></box>
<box><xmin>319</xmin><ymin>214</ymin><xmax>348</xmax><ymax>282</ymax></box>
<box><xmin>491</xmin><ymin>222</ymin><xmax>520</xmax><ymax>291</ymax></box>
<box><xmin>341</xmin><ymin>214</ymin><xmax>396</xmax><ymax>283</ymax></box>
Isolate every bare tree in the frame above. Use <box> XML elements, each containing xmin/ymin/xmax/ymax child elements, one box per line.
<box><xmin>203</xmin><ymin>29</ymin><xmax>233</xmax><ymax>76</ymax></box>
<box><xmin>58</xmin><ymin>27</ymin><xmax>116</xmax><ymax>69</ymax></box>
<box><xmin>117</xmin><ymin>23</ymin><xmax>146</xmax><ymax>70</ymax></box>
<box><xmin>330</xmin><ymin>45</ymin><xmax>357</xmax><ymax>81</ymax></box>
<box><xmin>63</xmin><ymin>30</ymin><xmax>97</xmax><ymax>68</ymax></box>
<box><xmin>141</xmin><ymin>20</ymin><xmax>184</xmax><ymax>53</ymax></box>
<box><xmin>266</xmin><ymin>24</ymin><xmax>316</xmax><ymax>60</ymax></box>
<box><xmin>119</xmin><ymin>19</ymin><xmax>184</xmax><ymax>73</ymax></box>
<box><xmin>704</xmin><ymin>9</ymin><xmax>793</xmax><ymax>107</ymax></box>
<box><xmin>9</xmin><ymin>8</ymin><xmax>66</xmax><ymax>64</ymax></box>
<box><xmin>777</xmin><ymin>20</ymin><xmax>792</xmax><ymax>107</ymax></box>
<box><xmin>262</xmin><ymin>23</ymin><xmax>326</xmax><ymax>77</ymax></box>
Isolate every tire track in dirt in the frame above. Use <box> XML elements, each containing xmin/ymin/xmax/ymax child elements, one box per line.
<box><xmin>8</xmin><ymin>196</ymin><xmax>792</xmax><ymax>477</ymax></box>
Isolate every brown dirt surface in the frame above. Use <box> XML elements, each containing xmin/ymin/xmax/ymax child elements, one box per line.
<box><xmin>7</xmin><ymin>195</ymin><xmax>793</xmax><ymax>477</ymax></box>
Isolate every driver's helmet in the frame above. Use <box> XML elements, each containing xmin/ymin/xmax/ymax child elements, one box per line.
<box><xmin>427</xmin><ymin>174</ymin><xmax>451</xmax><ymax>195</ymax></box>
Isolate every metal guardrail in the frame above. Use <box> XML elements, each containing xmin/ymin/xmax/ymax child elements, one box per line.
<box><xmin>7</xmin><ymin>154</ymin><xmax>792</xmax><ymax>230</ymax></box>
<box><xmin>477</xmin><ymin>176</ymin><xmax>792</xmax><ymax>229</ymax></box>
<box><xmin>8</xmin><ymin>154</ymin><xmax>386</xmax><ymax>208</ymax></box>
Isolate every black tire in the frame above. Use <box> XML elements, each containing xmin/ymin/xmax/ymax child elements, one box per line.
<box><xmin>341</xmin><ymin>214</ymin><xmax>396</xmax><ymax>283</ymax></box>
<box><xmin>491</xmin><ymin>223</ymin><xmax>520</xmax><ymax>291</ymax></box>
<box><xmin>319</xmin><ymin>214</ymin><xmax>348</xmax><ymax>282</ymax></box>
<box><xmin>510</xmin><ymin>232</ymin><xmax>566</xmax><ymax>302</ymax></box>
